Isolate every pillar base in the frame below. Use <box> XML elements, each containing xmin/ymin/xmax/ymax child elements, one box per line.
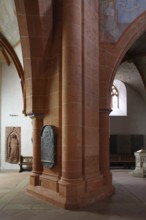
<box><xmin>58</xmin><ymin>178</ymin><xmax>86</xmax><ymax>209</ymax></box>
<box><xmin>101</xmin><ymin>171</ymin><xmax>115</xmax><ymax>196</ymax></box>
<box><xmin>29</xmin><ymin>173</ymin><xmax>40</xmax><ymax>186</ymax></box>
<box><xmin>27</xmin><ymin>173</ymin><xmax>114</xmax><ymax>209</ymax></box>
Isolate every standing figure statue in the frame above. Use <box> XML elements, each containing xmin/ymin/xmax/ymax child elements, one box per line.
<box><xmin>7</xmin><ymin>133</ymin><xmax>19</xmax><ymax>163</ymax></box>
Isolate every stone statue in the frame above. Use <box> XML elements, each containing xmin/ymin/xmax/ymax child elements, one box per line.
<box><xmin>7</xmin><ymin>133</ymin><xmax>19</xmax><ymax>163</ymax></box>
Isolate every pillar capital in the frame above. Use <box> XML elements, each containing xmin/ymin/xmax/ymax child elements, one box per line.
<box><xmin>99</xmin><ymin>108</ymin><xmax>112</xmax><ymax>114</ymax></box>
<box><xmin>28</xmin><ymin>113</ymin><xmax>44</xmax><ymax>119</ymax></box>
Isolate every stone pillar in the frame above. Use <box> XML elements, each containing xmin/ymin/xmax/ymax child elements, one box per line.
<box><xmin>99</xmin><ymin>108</ymin><xmax>114</xmax><ymax>194</ymax></box>
<box><xmin>29</xmin><ymin>114</ymin><xmax>44</xmax><ymax>186</ymax></box>
<box><xmin>58</xmin><ymin>0</ymin><xmax>85</xmax><ymax>208</ymax></box>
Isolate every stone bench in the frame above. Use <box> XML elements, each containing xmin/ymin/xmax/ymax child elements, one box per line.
<box><xmin>19</xmin><ymin>155</ymin><xmax>33</xmax><ymax>172</ymax></box>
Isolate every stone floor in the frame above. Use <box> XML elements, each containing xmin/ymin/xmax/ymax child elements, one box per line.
<box><xmin>0</xmin><ymin>169</ymin><xmax>146</xmax><ymax>220</ymax></box>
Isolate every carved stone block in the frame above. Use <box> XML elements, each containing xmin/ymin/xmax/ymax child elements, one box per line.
<box><xmin>41</xmin><ymin>125</ymin><xmax>57</xmax><ymax>168</ymax></box>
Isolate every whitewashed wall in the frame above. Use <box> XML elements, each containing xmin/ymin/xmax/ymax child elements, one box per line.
<box><xmin>0</xmin><ymin>64</ymin><xmax>2</xmax><ymax>168</ymax></box>
<box><xmin>0</xmin><ymin>45</ymin><xmax>32</xmax><ymax>170</ymax></box>
<box><xmin>110</xmin><ymin>84</ymin><xmax>146</xmax><ymax>135</ymax></box>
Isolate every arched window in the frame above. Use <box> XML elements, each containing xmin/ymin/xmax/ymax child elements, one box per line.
<box><xmin>110</xmin><ymin>79</ymin><xmax>127</xmax><ymax>116</ymax></box>
<box><xmin>111</xmin><ymin>85</ymin><xmax>119</xmax><ymax>109</ymax></box>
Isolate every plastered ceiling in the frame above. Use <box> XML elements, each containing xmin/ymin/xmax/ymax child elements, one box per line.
<box><xmin>0</xmin><ymin>0</ymin><xmax>146</xmax><ymax>100</ymax></box>
<box><xmin>0</xmin><ymin>0</ymin><xmax>20</xmax><ymax>63</ymax></box>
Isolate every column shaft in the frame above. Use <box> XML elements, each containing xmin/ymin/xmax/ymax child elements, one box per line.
<box><xmin>61</xmin><ymin>0</ymin><xmax>83</xmax><ymax>181</ymax></box>
<box><xmin>31</xmin><ymin>114</ymin><xmax>44</xmax><ymax>174</ymax></box>
<box><xmin>99</xmin><ymin>109</ymin><xmax>112</xmax><ymax>185</ymax></box>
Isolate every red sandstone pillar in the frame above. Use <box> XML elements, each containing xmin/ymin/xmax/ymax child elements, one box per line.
<box><xmin>29</xmin><ymin>114</ymin><xmax>43</xmax><ymax>186</ymax></box>
<box><xmin>61</xmin><ymin>0</ymin><xmax>83</xmax><ymax>181</ymax></box>
<box><xmin>59</xmin><ymin>0</ymin><xmax>85</xmax><ymax>207</ymax></box>
<box><xmin>99</xmin><ymin>109</ymin><xmax>114</xmax><ymax>194</ymax></box>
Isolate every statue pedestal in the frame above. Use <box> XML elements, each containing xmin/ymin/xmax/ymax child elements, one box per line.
<box><xmin>130</xmin><ymin>149</ymin><xmax>146</xmax><ymax>177</ymax></box>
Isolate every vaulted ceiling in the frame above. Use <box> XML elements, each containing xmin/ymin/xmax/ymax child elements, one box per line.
<box><xmin>0</xmin><ymin>0</ymin><xmax>20</xmax><ymax>64</ymax></box>
<box><xmin>0</xmin><ymin>0</ymin><xmax>146</xmax><ymax>101</ymax></box>
<box><xmin>120</xmin><ymin>32</ymin><xmax>146</xmax><ymax>101</ymax></box>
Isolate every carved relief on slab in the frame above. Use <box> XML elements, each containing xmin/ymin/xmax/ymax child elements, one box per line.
<box><xmin>6</xmin><ymin>127</ymin><xmax>21</xmax><ymax>164</ymax></box>
<box><xmin>41</xmin><ymin>125</ymin><xmax>57</xmax><ymax>168</ymax></box>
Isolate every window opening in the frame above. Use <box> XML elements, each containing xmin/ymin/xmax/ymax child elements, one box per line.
<box><xmin>110</xmin><ymin>79</ymin><xmax>127</xmax><ymax>116</ymax></box>
<box><xmin>111</xmin><ymin>85</ymin><xmax>119</xmax><ymax>109</ymax></box>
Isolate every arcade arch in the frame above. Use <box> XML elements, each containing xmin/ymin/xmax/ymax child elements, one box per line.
<box><xmin>0</xmin><ymin>35</ymin><xmax>32</xmax><ymax>170</ymax></box>
<box><xmin>99</xmin><ymin>12</ymin><xmax>146</xmax><ymax>189</ymax></box>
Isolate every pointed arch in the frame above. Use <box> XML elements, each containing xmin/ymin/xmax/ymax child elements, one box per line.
<box><xmin>0</xmin><ymin>33</ymin><xmax>26</xmax><ymax>113</ymax></box>
<box><xmin>100</xmin><ymin>12</ymin><xmax>146</xmax><ymax>109</ymax></box>
<box><xmin>110</xmin><ymin>79</ymin><xmax>127</xmax><ymax>116</ymax></box>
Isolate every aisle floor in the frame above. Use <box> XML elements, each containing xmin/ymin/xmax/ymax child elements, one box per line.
<box><xmin>0</xmin><ymin>169</ymin><xmax>146</xmax><ymax>220</ymax></box>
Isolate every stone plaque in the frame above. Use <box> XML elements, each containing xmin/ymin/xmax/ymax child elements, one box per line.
<box><xmin>41</xmin><ymin>125</ymin><xmax>57</xmax><ymax>168</ymax></box>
